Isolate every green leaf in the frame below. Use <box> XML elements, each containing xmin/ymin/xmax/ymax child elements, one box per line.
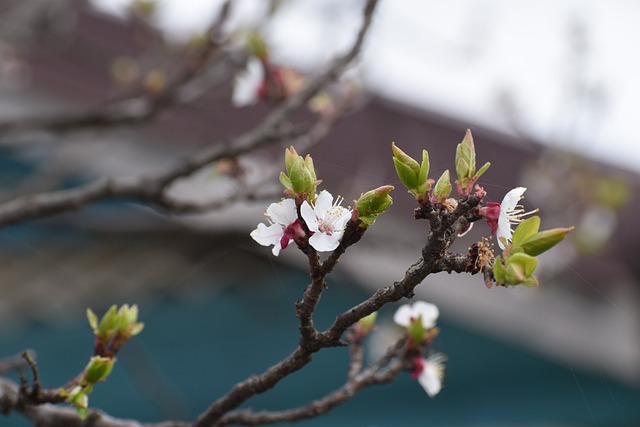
<box><xmin>507</xmin><ymin>252</ymin><xmax>538</xmax><ymax>277</ymax></box>
<box><xmin>492</xmin><ymin>255</ymin><xmax>507</xmax><ymax>284</ymax></box>
<box><xmin>418</xmin><ymin>149</ymin><xmax>430</xmax><ymax>184</ymax></box>
<box><xmin>392</xmin><ymin>142</ymin><xmax>421</xmax><ymax>175</ymax></box>
<box><xmin>279</xmin><ymin>172</ymin><xmax>292</xmax><ymax>190</ymax></box>
<box><xmin>511</xmin><ymin>216</ymin><xmax>541</xmax><ymax>247</ymax></box>
<box><xmin>475</xmin><ymin>161</ymin><xmax>491</xmax><ymax>179</ymax></box>
<box><xmin>86</xmin><ymin>309</ymin><xmax>98</xmax><ymax>332</ymax></box>
<box><xmin>434</xmin><ymin>170</ymin><xmax>452</xmax><ymax>199</ymax></box>
<box><xmin>455</xmin><ymin>129</ymin><xmax>476</xmax><ymax>180</ymax></box>
<box><xmin>522</xmin><ymin>275</ymin><xmax>539</xmax><ymax>287</ymax></box>
<box><xmin>519</xmin><ymin>227</ymin><xmax>575</xmax><ymax>257</ymax></box>
<box><xmin>393</xmin><ymin>157</ymin><xmax>419</xmax><ymax>191</ymax></box>
<box><xmin>289</xmin><ymin>160</ymin><xmax>313</xmax><ymax>193</ymax></box>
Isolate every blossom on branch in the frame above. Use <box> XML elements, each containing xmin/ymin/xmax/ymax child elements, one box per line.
<box><xmin>481</xmin><ymin>187</ymin><xmax>538</xmax><ymax>250</ymax></box>
<box><xmin>250</xmin><ymin>198</ymin><xmax>304</xmax><ymax>256</ymax></box>
<box><xmin>301</xmin><ymin>190</ymin><xmax>351</xmax><ymax>252</ymax></box>
<box><xmin>412</xmin><ymin>353</ymin><xmax>447</xmax><ymax>398</ymax></box>
<box><xmin>393</xmin><ymin>301</ymin><xmax>439</xmax><ymax>329</ymax></box>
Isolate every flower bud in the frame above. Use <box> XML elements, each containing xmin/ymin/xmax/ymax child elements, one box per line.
<box><xmin>455</xmin><ymin>129</ymin><xmax>476</xmax><ymax>181</ymax></box>
<box><xmin>83</xmin><ymin>356</ymin><xmax>115</xmax><ymax>384</ymax></box>
<box><xmin>407</xmin><ymin>315</ymin><xmax>427</xmax><ymax>345</ymax></box>
<box><xmin>355</xmin><ymin>185</ymin><xmax>394</xmax><ymax>226</ymax></box>
<box><xmin>433</xmin><ymin>170</ymin><xmax>452</xmax><ymax>202</ymax></box>
<box><xmin>454</xmin><ymin>129</ymin><xmax>490</xmax><ymax>196</ymax></box>
<box><xmin>357</xmin><ymin>311</ymin><xmax>378</xmax><ymax>334</ymax></box>
<box><xmin>281</xmin><ymin>147</ymin><xmax>321</xmax><ymax>197</ymax></box>
<box><xmin>493</xmin><ymin>253</ymin><xmax>538</xmax><ymax>286</ymax></box>
<box><xmin>392</xmin><ymin>142</ymin><xmax>432</xmax><ymax>199</ymax></box>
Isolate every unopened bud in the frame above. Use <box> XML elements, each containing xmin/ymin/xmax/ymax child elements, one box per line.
<box><xmin>355</xmin><ymin>185</ymin><xmax>394</xmax><ymax>226</ymax></box>
<box><xmin>83</xmin><ymin>356</ymin><xmax>114</xmax><ymax>384</ymax></box>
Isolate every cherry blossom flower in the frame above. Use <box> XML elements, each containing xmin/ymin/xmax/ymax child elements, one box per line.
<box><xmin>232</xmin><ymin>58</ymin><xmax>263</xmax><ymax>107</ymax></box>
<box><xmin>481</xmin><ymin>187</ymin><xmax>538</xmax><ymax>250</ymax></box>
<box><xmin>412</xmin><ymin>353</ymin><xmax>447</xmax><ymax>398</ymax></box>
<box><xmin>250</xmin><ymin>198</ymin><xmax>304</xmax><ymax>256</ymax></box>
<box><xmin>393</xmin><ymin>301</ymin><xmax>439</xmax><ymax>329</ymax></box>
<box><xmin>300</xmin><ymin>190</ymin><xmax>351</xmax><ymax>252</ymax></box>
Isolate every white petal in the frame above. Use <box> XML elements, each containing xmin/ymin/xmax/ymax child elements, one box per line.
<box><xmin>393</xmin><ymin>301</ymin><xmax>439</xmax><ymax>328</ymax></box>
<box><xmin>393</xmin><ymin>304</ymin><xmax>414</xmax><ymax>327</ymax></box>
<box><xmin>314</xmin><ymin>190</ymin><xmax>334</xmax><ymax>216</ymax></box>
<box><xmin>250</xmin><ymin>223</ymin><xmax>283</xmax><ymax>247</ymax></box>
<box><xmin>300</xmin><ymin>200</ymin><xmax>320</xmax><ymax>233</ymax></box>
<box><xmin>309</xmin><ymin>230</ymin><xmax>341</xmax><ymax>252</ymax></box>
<box><xmin>266</xmin><ymin>199</ymin><xmax>298</xmax><ymax>226</ymax></box>
<box><xmin>332</xmin><ymin>208</ymin><xmax>352</xmax><ymax>231</ymax></box>
<box><xmin>501</xmin><ymin>187</ymin><xmax>526</xmax><ymax>211</ymax></box>
<box><xmin>271</xmin><ymin>241</ymin><xmax>286</xmax><ymax>256</ymax></box>
<box><xmin>412</xmin><ymin>301</ymin><xmax>440</xmax><ymax>329</ymax></box>
<box><xmin>418</xmin><ymin>354</ymin><xmax>446</xmax><ymax>398</ymax></box>
<box><xmin>232</xmin><ymin>58</ymin><xmax>263</xmax><ymax>107</ymax></box>
<box><xmin>418</xmin><ymin>364</ymin><xmax>443</xmax><ymax>397</ymax></box>
<box><xmin>496</xmin><ymin>208</ymin><xmax>512</xmax><ymax>250</ymax></box>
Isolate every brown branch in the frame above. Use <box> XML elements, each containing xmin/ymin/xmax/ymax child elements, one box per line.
<box><xmin>217</xmin><ymin>337</ymin><xmax>406</xmax><ymax>426</ymax></box>
<box><xmin>192</xmin><ymin>2</ymin><xmax>379</xmax><ymax>426</ymax></box>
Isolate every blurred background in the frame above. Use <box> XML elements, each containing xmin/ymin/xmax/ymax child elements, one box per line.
<box><xmin>0</xmin><ymin>0</ymin><xmax>639</xmax><ymax>425</ymax></box>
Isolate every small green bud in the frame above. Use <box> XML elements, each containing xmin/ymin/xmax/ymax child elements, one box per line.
<box><xmin>519</xmin><ymin>227</ymin><xmax>575</xmax><ymax>257</ymax></box>
<box><xmin>86</xmin><ymin>309</ymin><xmax>98</xmax><ymax>333</ymax></box>
<box><xmin>407</xmin><ymin>315</ymin><xmax>427</xmax><ymax>345</ymax></box>
<box><xmin>284</xmin><ymin>146</ymin><xmax>297</xmax><ymax>175</ymax></box>
<box><xmin>392</xmin><ymin>142</ymin><xmax>420</xmax><ymax>175</ymax></box>
<box><xmin>281</xmin><ymin>147</ymin><xmax>321</xmax><ymax>196</ymax></box>
<box><xmin>391</xmin><ymin>142</ymin><xmax>432</xmax><ymax>199</ymax></box>
<box><xmin>356</xmin><ymin>185</ymin><xmax>394</xmax><ymax>226</ymax></box>
<box><xmin>65</xmin><ymin>386</ymin><xmax>89</xmax><ymax>419</ymax></box>
<box><xmin>83</xmin><ymin>356</ymin><xmax>115</xmax><ymax>384</ymax></box>
<box><xmin>357</xmin><ymin>312</ymin><xmax>378</xmax><ymax>334</ymax></box>
<box><xmin>279</xmin><ymin>171</ymin><xmax>292</xmax><ymax>191</ymax></box>
<box><xmin>247</xmin><ymin>32</ymin><xmax>268</xmax><ymax>60</ymax></box>
<box><xmin>392</xmin><ymin>157</ymin><xmax>419</xmax><ymax>190</ymax></box>
<box><xmin>455</xmin><ymin>129</ymin><xmax>476</xmax><ymax>181</ymax></box>
<box><xmin>289</xmin><ymin>159</ymin><xmax>314</xmax><ymax>193</ymax></box>
<box><xmin>418</xmin><ymin>150</ymin><xmax>430</xmax><ymax>185</ymax></box>
<box><xmin>433</xmin><ymin>170</ymin><xmax>452</xmax><ymax>201</ymax></box>
<box><xmin>304</xmin><ymin>155</ymin><xmax>317</xmax><ymax>181</ymax></box>
<box><xmin>493</xmin><ymin>253</ymin><xmax>538</xmax><ymax>286</ymax></box>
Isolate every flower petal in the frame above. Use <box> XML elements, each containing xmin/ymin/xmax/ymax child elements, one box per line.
<box><xmin>250</xmin><ymin>223</ymin><xmax>283</xmax><ymax>248</ymax></box>
<box><xmin>501</xmin><ymin>187</ymin><xmax>526</xmax><ymax>211</ymax></box>
<box><xmin>393</xmin><ymin>304</ymin><xmax>414</xmax><ymax>327</ymax></box>
<box><xmin>266</xmin><ymin>198</ymin><xmax>298</xmax><ymax>226</ymax></box>
<box><xmin>418</xmin><ymin>363</ymin><xmax>443</xmax><ymax>397</ymax></box>
<box><xmin>300</xmin><ymin>200</ymin><xmax>320</xmax><ymax>233</ymax></box>
<box><xmin>417</xmin><ymin>353</ymin><xmax>446</xmax><ymax>398</ymax></box>
<box><xmin>232</xmin><ymin>58</ymin><xmax>263</xmax><ymax>107</ymax></box>
<box><xmin>412</xmin><ymin>301</ymin><xmax>440</xmax><ymax>329</ymax></box>
<box><xmin>309</xmin><ymin>230</ymin><xmax>341</xmax><ymax>252</ymax></box>
<box><xmin>314</xmin><ymin>190</ymin><xmax>334</xmax><ymax>216</ymax></box>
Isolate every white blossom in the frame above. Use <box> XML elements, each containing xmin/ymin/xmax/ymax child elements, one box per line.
<box><xmin>496</xmin><ymin>187</ymin><xmax>538</xmax><ymax>249</ymax></box>
<box><xmin>300</xmin><ymin>190</ymin><xmax>351</xmax><ymax>252</ymax></box>
<box><xmin>416</xmin><ymin>353</ymin><xmax>447</xmax><ymax>398</ymax></box>
<box><xmin>250</xmin><ymin>198</ymin><xmax>298</xmax><ymax>256</ymax></box>
<box><xmin>232</xmin><ymin>58</ymin><xmax>263</xmax><ymax>107</ymax></box>
<box><xmin>393</xmin><ymin>301</ymin><xmax>439</xmax><ymax>329</ymax></box>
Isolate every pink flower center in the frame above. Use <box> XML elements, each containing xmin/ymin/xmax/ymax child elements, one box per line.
<box><xmin>411</xmin><ymin>356</ymin><xmax>425</xmax><ymax>380</ymax></box>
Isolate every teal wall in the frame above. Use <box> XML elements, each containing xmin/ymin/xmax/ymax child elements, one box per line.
<box><xmin>2</xmin><ymin>266</ymin><xmax>639</xmax><ymax>426</ymax></box>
